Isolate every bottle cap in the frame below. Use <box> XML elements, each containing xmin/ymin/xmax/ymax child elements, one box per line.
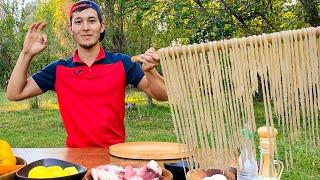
<box><xmin>241</xmin><ymin>128</ymin><xmax>253</xmax><ymax>139</ymax></box>
<box><xmin>258</xmin><ymin>126</ymin><xmax>278</xmax><ymax>138</ymax></box>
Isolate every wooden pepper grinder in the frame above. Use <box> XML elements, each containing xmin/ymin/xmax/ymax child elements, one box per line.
<box><xmin>257</xmin><ymin>126</ymin><xmax>278</xmax><ymax>178</ymax></box>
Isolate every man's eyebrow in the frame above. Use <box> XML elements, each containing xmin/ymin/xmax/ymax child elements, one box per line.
<box><xmin>73</xmin><ymin>17</ymin><xmax>82</xmax><ymax>20</ymax></box>
<box><xmin>73</xmin><ymin>16</ymin><xmax>97</xmax><ymax>20</ymax></box>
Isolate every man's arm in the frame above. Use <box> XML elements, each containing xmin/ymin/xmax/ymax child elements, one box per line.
<box><xmin>6</xmin><ymin>22</ymin><xmax>48</xmax><ymax>101</ymax></box>
<box><xmin>6</xmin><ymin>52</ymin><xmax>43</xmax><ymax>101</ymax></box>
<box><xmin>137</xmin><ymin>48</ymin><xmax>168</xmax><ymax>101</ymax></box>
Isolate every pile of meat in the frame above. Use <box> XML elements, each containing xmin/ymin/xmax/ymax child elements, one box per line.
<box><xmin>91</xmin><ymin>160</ymin><xmax>164</xmax><ymax>180</ymax></box>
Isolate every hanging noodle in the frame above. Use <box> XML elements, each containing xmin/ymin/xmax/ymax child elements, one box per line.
<box><xmin>159</xmin><ymin>27</ymin><xmax>320</xmax><ymax>171</ymax></box>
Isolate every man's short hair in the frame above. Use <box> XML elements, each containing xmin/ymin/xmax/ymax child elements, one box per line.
<box><xmin>69</xmin><ymin>0</ymin><xmax>105</xmax><ymax>41</ymax></box>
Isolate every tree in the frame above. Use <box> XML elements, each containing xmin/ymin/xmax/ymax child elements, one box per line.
<box><xmin>299</xmin><ymin>0</ymin><xmax>320</xmax><ymax>27</ymax></box>
<box><xmin>31</xmin><ymin>0</ymin><xmax>74</xmax><ymax>74</ymax></box>
<box><xmin>0</xmin><ymin>0</ymin><xmax>34</xmax><ymax>89</ymax></box>
<box><xmin>1</xmin><ymin>0</ymin><xmax>317</xmax><ymax>105</ymax></box>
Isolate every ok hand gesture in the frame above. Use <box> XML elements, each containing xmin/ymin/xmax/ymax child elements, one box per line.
<box><xmin>22</xmin><ymin>22</ymin><xmax>48</xmax><ymax>57</ymax></box>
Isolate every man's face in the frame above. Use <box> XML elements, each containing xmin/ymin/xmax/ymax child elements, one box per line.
<box><xmin>70</xmin><ymin>8</ymin><xmax>105</xmax><ymax>49</ymax></box>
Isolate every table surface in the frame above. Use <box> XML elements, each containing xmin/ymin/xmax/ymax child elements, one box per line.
<box><xmin>13</xmin><ymin>148</ymin><xmax>181</xmax><ymax>170</ymax></box>
<box><xmin>13</xmin><ymin>148</ymin><xmax>111</xmax><ymax>170</ymax></box>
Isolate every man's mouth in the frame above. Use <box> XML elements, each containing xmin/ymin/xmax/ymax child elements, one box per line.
<box><xmin>81</xmin><ymin>35</ymin><xmax>93</xmax><ymax>40</ymax></box>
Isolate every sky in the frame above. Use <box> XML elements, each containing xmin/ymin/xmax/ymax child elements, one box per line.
<box><xmin>25</xmin><ymin>0</ymin><xmax>34</xmax><ymax>2</ymax></box>
<box><xmin>7</xmin><ymin>0</ymin><xmax>35</xmax><ymax>6</ymax></box>
<box><xmin>22</xmin><ymin>0</ymin><xmax>35</xmax><ymax>6</ymax></box>
<box><xmin>15</xmin><ymin>0</ymin><xmax>35</xmax><ymax>2</ymax></box>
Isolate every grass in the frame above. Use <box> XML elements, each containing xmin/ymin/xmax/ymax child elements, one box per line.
<box><xmin>0</xmin><ymin>89</ymin><xmax>175</xmax><ymax>147</ymax></box>
<box><xmin>0</xmin><ymin>90</ymin><xmax>319</xmax><ymax>179</ymax></box>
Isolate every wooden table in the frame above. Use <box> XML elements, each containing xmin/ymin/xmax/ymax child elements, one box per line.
<box><xmin>13</xmin><ymin>148</ymin><xmax>111</xmax><ymax>170</ymax></box>
<box><xmin>13</xmin><ymin>148</ymin><xmax>181</xmax><ymax>170</ymax></box>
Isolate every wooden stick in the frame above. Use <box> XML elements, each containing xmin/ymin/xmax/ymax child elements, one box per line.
<box><xmin>131</xmin><ymin>26</ymin><xmax>320</xmax><ymax>62</ymax></box>
<box><xmin>131</xmin><ymin>55</ymin><xmax>141</xmax><ymax>62</ymax></box>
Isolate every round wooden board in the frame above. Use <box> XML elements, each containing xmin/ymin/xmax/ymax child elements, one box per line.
<box><xmin>109</xmin><ymin>142</ymin><xmax>189</xmax><ymax>160</ymax></box>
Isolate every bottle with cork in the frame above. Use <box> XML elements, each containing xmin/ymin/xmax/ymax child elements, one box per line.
<box><xmin>252</xmin><ymin>126</ymin><xmax>284</xmax><ymax>180</ymax></box>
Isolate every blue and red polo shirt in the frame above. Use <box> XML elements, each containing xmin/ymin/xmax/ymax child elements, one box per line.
<box><xmin>32</xmin><ymin>47</ymin><xmax>144</xmax><ymax>147</ymax></box>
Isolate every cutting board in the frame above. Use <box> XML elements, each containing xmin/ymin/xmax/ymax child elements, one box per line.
<box><xmin>109</xmin><ymin>142</ymin><xmax>189</xmax><ymax>160</ymax></box>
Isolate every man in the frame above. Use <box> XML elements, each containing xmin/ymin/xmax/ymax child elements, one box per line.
<box><xmin>6</xmin><ymin>0</ymin><xmax>167</xmax><ymax>147</ymax></box>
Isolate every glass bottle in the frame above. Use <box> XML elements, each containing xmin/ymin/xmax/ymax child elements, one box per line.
<box><xmin>237</xmin><ymin>128</ymin><xmax>258</xmax><ymax>180</ymax></box>
<box><xmin>253</xmin><ymin>126</ymin><xmax>283</xmax><ymax>180</ymax></box>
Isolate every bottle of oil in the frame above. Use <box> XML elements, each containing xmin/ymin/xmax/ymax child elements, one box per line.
<box><xmin>252</xmin><ymin>126</ymin><xmax>282</xmax><ymax>180</ymax></box>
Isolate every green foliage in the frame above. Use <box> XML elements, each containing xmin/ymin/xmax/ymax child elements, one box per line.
<box><xmin>31</xmin><ymin>0</ymin><xmax>74</xmax><ymax>74</ymax></box>
<box><xmin>1</xmin><ymin>0</ymin><xmax>318</xmax><ymax>89</ymax></box>
<box><xmin>0</xmin><ymin>1</ymin><xmax>29</xmax><ymax>87</ymax></box>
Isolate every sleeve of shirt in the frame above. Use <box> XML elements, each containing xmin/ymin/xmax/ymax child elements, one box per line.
<box><xmin>31</xmin><ymin>61</ymin><xmax>59</xmax><ymax>92</ymax></box>
<box><xmin>119</xmin><ymin>54</ymin><xmax>145</xmax><ymax>87</ymax></box>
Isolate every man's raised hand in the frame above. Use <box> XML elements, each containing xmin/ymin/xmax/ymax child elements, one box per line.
<box><xmin>22</xmin><ymin>22</ymin><xmax>48</xmax><ymax>57</ymax></box>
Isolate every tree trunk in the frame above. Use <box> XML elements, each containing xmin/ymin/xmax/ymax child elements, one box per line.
<box><xmin>103</xmin><ymin>0</ymin><xmax>126</xmax><ymax>53</ymax></box>
<box><xmin>29</xmin><ymin>96</ymin><xmax>39</xmax><ymax>109</ymax></box>
<box><xmin>28</xmin><ymin>69</ymin><xmax>39</xmax><ymax>109</ymax></box>
<box><xmin>147</xmin><ymin>94</ymin><xmax>154</xmax><ymax>107</ymax></box>
<box><xmin>299</xmin><ymin>0</ymin><xmax>320</xmax><ymax>27</ymax></box>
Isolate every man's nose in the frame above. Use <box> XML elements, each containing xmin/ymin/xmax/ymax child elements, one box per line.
<box><xmin>82</xmin><ymin>21</ymin><xmax>89</xmax><ymax>30</ymax></box>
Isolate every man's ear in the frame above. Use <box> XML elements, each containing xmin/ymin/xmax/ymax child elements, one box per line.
<box><xmin>68</xmin><ymin>24</ymin><xmax>73</xmax><ymax>36</ymax></box>
<box><xmin>100</xmin><ymin>22</ymin><xmax>106</xmax><ymax>33</ymax></box>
